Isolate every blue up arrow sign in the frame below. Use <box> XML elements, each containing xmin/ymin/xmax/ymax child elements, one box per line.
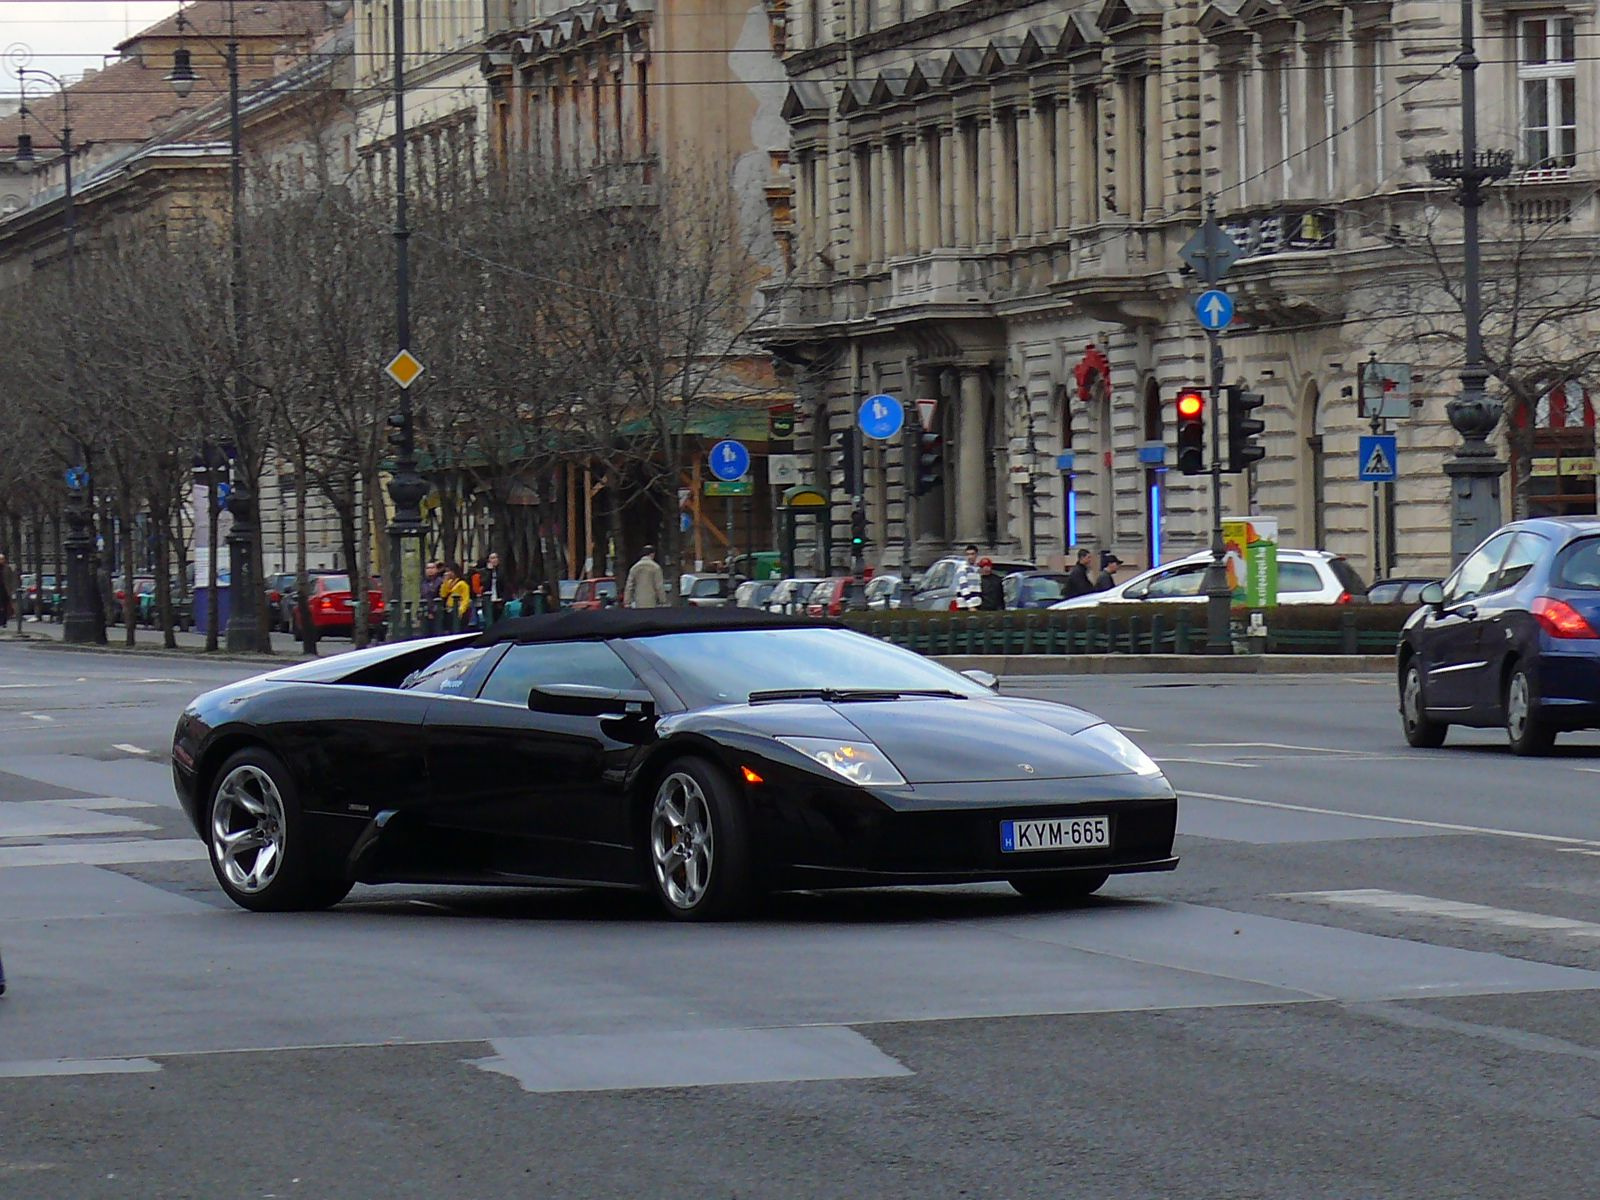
<box><xmin>1194</xmin><ymin>290</ymin><xmax>1235</xmax><ymax>331</ymax></box>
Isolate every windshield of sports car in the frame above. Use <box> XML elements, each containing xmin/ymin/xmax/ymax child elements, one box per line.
<box><xmin>628</xmin><ymin>627</ymin><xmax>992</xmax><ymax>707</ymax></box>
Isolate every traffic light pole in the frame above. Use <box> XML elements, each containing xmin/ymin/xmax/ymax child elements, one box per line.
<box><xmin>1203</xmin><ymin>329</ymin><xmax>1233</xmax><ymax>654</ymax></box>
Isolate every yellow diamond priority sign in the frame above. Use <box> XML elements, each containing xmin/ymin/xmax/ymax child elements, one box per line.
<box><xmin>384</xmin><ymin>349</ymin><xmax>425</xmax><ymax>389</ymax></box>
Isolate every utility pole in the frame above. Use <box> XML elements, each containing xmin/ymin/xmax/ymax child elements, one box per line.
<box><xmin>1426</xmin><ymin>0</ymin><xmax>1512</xmax><ymax>564</ymax></box>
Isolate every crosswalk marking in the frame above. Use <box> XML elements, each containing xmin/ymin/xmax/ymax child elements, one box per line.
<box><xmin>1279</xmin><ymin>889</ymin><xmax>1600</xmax><ymax>939</ymax></box>
<box><xmin>0</xmin><ymin>839</ymin><xmax>206</xmax><ymax>868</ymax></box>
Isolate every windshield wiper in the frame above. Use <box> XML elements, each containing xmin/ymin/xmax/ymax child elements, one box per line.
<box><xmin>747</xmin><ymin>687</ymin><xmax>967</xmax><ymax>704</ymax></box>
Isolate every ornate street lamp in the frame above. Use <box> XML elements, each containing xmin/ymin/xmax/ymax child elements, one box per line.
<box><xmin>167</xmin><ymin>1</ymin><xmax>262</xmax><ymax>651</ymax></box>
<box><xmin>11</xmin><ymin>49</ymin><xmax>105</xmax><ymax>644</ymax></box>
<box><xmin>1425</xmin><ymin>0</ymin><xmax>1515</xmax><ymax>563</ymax></box>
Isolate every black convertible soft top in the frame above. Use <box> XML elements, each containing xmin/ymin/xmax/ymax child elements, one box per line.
<box><xmin>475</xmin><ymin>606</ymin><xmax>839</xmax><ymax>646</ymax></box>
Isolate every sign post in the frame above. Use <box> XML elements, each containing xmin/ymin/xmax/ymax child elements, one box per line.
<box><xmin>1183</xmin><ymin>207</ymin><xmax>1244</xmax><ymax>655</ymax></box>
<box><xmin>1359</xmin><ymin>352</ymin><xmax>1403</xmax><ymax>578</ymax></box>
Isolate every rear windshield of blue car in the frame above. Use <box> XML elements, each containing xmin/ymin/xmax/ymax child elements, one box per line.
<box><xmin>1553</xmin><ymin>538</ymin><xmax>1600</xmax><ymax>590</ymax></box>
<box><xmin>629</xmin><ymin>627</ymin><xmax>991</xmax><ymax>707</ymax></box>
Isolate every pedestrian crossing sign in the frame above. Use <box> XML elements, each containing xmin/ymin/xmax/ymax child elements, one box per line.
<box><xmin>1358</xmin><ymin>434</ymin><xmax>1398</xmax><ymax>482</ymax></box>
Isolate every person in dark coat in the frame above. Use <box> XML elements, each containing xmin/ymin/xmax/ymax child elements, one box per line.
<box><xmin>1096</xmin><ymin>554</ymin><xmax>1124</xmax><ymax>592</ymax></box>
<box><xmin>1063</xmin><ymin>548</ymin><xmax>1094</xmax><ymax>598</ymax></box>
<box><xmin>977</xmin><ymin>558</ymin><xmax>1005</xmax><ymax>610</ymax></box>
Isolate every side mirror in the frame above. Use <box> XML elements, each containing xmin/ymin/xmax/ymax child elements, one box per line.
<box><xmin>529</xmin><ymin>684</ymin><xmax>656</xmax><ymax>719</ymax></box>
<box><xmin>961</xmin><ymin>668</ymin><xmax>1000</xmax><ymax>692</ymax></box>
<box><xmin>1419</xmin><ymin>582</ymin><xmax>1445</xmax><ymax>608</ymax></box>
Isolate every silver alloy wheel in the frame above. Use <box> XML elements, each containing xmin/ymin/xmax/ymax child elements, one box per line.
<box><xmin>650</xmin><ymin>772</ymin><xmax>715</xmax><ymax>910</ymax></box>
<box><xmin>1507</xmin><ymin>671</ymin><xmax>1531</xmax><ymax>741</ymax></box>
<box><xmin>211</xmin><ymin>763</ymin><xmax>287</xmax><ymax>894</ymax></box>
<box><xmin>1403</xmin><ymin>666</ymin><xmax>1424</xmax><ymax>732</ymax></box>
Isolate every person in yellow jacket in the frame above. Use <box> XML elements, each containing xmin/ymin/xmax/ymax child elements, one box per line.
<box><xmin>440</xmin><ymin>563</ymin><xmax>473</xmax><ymax>630</ymax></box>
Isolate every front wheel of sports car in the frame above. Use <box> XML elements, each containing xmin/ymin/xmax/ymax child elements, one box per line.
<box><xmin>645</xmin><ymin>759</ymin><xmax>754</xmax><ymax>921</ymax></box>
<box><xmin>206</xmin><ymin>747</ymin><xmax>351</xmax><ymax>912</ymax></box>
<box><xmin>1009</xmin><ymin>871</ymin><xmax>1110</xmax><ymax>905</ymax></box>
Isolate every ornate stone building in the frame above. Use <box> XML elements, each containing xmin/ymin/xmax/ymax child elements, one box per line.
<box><xmin>762</xmin><ymin>0</ymin><xmax>1600</xmax><ymax>580</ymax></box>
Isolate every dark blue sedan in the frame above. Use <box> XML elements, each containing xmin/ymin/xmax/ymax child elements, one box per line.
<box><xmin>1398</xmin><ymin>517</ymin><xmax>1600</xmax><ymax>754</ymax></box>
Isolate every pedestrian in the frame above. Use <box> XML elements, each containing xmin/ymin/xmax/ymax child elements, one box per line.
<box><xmin>624</xmin><ymin>544</ymin><xmax>668</xmax><ymax>609</ymax></box>
<box><xmin>1096</xmin><ymin>553</ymin><xmax>1124</xmax><ymax>592</ymax></box>
<box><xmin>955</xmin><ymin>559</ymin><xmax>983</xmax><ymax>610</ymax></box>
<box><xmin>420</xmin><ymin>559</ymin><xmax>442</xmax><ymax>633</ymax></box>
<box><xmin>1064</xmin><ymin>548</ymin><xmax>1094</xmax><ymax>598</ymax></box>
<box><xmin>481</xmin><ymin>551</ymin><xmax>505</xmax><ymax>624</ymax></box>
<box><xmin>977</xmin><ymin>557</ymin><xmax>1005</xmax><ymax>610</ymax></box>
<box><xmin>440</xmin><ymin>562</ymin><xmax>472</xmax><ymax>630</ymax></box>
<box><xmin>0</xmin><ymin>553</ymin><xmax>14</xmax><ymax>628</ymax></box>
<box><xmin>963</xmin><ymin>544</ymin><xmax>979</xmax><ymax>570</ymax></box>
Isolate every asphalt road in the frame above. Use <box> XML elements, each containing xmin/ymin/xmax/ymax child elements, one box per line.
<box><xmin>2</xmin><ymin>640</ymin><xmax>1599</xmax><ymax>1200</ymax></box>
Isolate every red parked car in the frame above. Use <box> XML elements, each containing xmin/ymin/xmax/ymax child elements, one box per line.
<box><xmin>570</xmin><ymin>577</ymin><xmax>619</xmax><ymax>611</ymax></box>
<box><xmin>806</xmin><ymin>577</ymin><xmax>859</xmax><ymax>618</ymax></box>
<box><xmin>289</xmin><ymin>573</ymin><xmax>387</xmax><ymax>640</ymax></box>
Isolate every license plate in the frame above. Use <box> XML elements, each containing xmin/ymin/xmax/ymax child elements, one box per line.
<box><xmin>1000</xmin><ymin>816</ymin><xmax>1110</xmax><ymax>853</ymax></box>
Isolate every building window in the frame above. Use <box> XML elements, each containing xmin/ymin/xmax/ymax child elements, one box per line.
<box><xmin>1519</xmin><ymin>15</ymin><xmax>1576</xmax><ymax>168</ymax></box>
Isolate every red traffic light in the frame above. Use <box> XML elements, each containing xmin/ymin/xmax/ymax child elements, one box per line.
<box><xmin>1176</xmin><ymin>390</ymin><xmax>1205</xmax><ymax>420</ymax></box>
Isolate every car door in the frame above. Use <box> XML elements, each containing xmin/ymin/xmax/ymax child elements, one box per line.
<box><xmin>1474</xmin><ymin>531</ymin><xmax>1550</xmax><ymax>717</ymax></box>
<box><xmin>1417</xmin><ymin>532</ymin><xmax>1515</xmax><ymax>713</ymax></box>
<box><xmin>423</xmin><ymin>640</ymin><xmax>653</xmax><ymax>884</ymax></box>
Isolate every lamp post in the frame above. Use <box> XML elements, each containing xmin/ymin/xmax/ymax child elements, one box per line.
<box><xmin>167</xmin><ymin>1</ymin><xmax>264</xmax><ymax>651</ymax></box>
<box><xmin>1425</xmin><ymin>0</ymin><xmax>1514</xmax><ymax>564</ymax></box>
<box><xmin>12</xmin><ymin>54</ymin><xmax>104</xmax><ymax>644</ymax></box>
<box><xmin>386</xmin><ymin>0</ymin><xmax>428</xmax><ymax>636</ymax></box>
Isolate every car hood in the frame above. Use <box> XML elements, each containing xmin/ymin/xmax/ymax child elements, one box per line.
<box><xmin>699</xmin><ymin>695</ymin><xmax>1132</xmax><ymax>783</ymax></box>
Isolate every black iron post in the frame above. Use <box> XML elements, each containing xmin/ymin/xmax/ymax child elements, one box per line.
<box><xmin>386</xmin><ymin>0</ymin><xmax>427</xmax><ymax>637</ymax></box>
<box><xmin>1426</xmin><ymin>0</ymin><xmax>1513</xmax><ymax>564</ymax></box>
<box><xmin>15</xmin><ymin>60</ymin><xmax>103</xmax><ymax>644</ymax></box>
<box><xmin>1201</xmin><ymin>325</ymin><xmax>1232</xmax><ymax>653</ymax></box>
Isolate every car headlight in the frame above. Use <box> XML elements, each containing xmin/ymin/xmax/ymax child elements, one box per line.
<box><xmin>1073</xmin><ymin>722</ymin><xmax>1162</xmax><ymax>776</ymax></box>
<box><xmin>776</xmin><ymin>737</ymin><xmax>907</xmax><ymax>787</ymax></box>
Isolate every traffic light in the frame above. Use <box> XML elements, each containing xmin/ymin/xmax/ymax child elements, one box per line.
<box><xmin>1175</xmin><ymin>388</ymin><xmax>1206</xmax><ymax>476</ymax></box>
<box><xmin>1227</xmin><ymin>386</ymin><xmax>1266</xmax><ymax>473</ymax></box>
<box><xmin>915</xmin><ymin>429</ymin><xmax>944</xmax><ymax>496</ymax></box>
<box><xmin>837</xmin><ymin>426</ymin><xmax>860</xmax><ymax>496</ymax></box>
<box><xmin>850</xmin><ymin>506</ymin><xmax>867</xmax><ymax>550</ymax></box>
<box><xmin>386</xmin><ymin>411</ymin><xmax>411</xmax><ymax>452</ymax></box>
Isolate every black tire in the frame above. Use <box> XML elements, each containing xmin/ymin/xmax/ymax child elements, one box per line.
<box><xmin>1505</xmin><ymin>663</ymin><xmax>1557</xmax><ymax>756</ymax></box>
<box><xmin>1009</xmin><ymin>871</ymin><xmax>1110</xmax><ymax>904</ymax></box>
<box><xmin>642</xmin><ymin>757</ymin><xmax>755</xmax><ymax>921</ymax></box>
<box><xmin>1400</xmin><ymin>659</ymin><xmax>1448</xmax><ymax>749</ymax></box>
<box><xmin>205</xmin><ymin>746</ymin><xmax>351</xmax><ymax>912</ymax></box>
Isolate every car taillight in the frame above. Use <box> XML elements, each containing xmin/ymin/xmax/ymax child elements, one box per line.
<box><xmin>1533</xmin><ymin>597</ymin><xmax>1598</xmax><ymax>639</ymax></box>
<box><xmin>949</xmin><ymin>600</ymin><xmax>959</xmax><ymax>612</ymax></box>
<box><xmin>1335</xmin><ymin>591</ymin><xmax>1352</xmax><ymax>605</ymax></box>
<box><xmin>829</xmin><ymin>600</ymin><xmax>842</xmax><ymax>617</ymax></box>
<box><xmin>313</xmin><ymin>595</ymin><xmax>333</xmax><ymax>612</ymax></box>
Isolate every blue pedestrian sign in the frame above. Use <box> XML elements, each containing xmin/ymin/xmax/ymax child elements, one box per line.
<box><xmin>63</xmin><ymin>466</ymin><xmax>88</xmax><ymax>490</ymax></box>
<box><xmin>1358</xmin><ymin>435</ymin><xmax>1398</xmax><ymax>482</ymax></box>
<box><xmin>1194</xmin><ymin>289</ymin><xmax>1235</xmax><ymax>331</ymax></box>
<box><xmin>858</xmin><ymin>393</ymin><xmax>905</xmax><ymax>440</ymax></box>
<box><xmin>708</xmin><ymin>439</ymin><xmax>750</xmax><ymax>482</ymax></box>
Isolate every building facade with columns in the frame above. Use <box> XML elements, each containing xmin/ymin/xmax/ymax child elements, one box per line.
<box><xmin>760</xmin><ymin>0</ymin><xmax>1600</xmax><ymax>582</ymax></box>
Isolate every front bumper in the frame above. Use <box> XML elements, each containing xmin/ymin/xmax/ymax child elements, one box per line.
<box><xmin>751</xmin><ymin>778</ymin><xmax>1178</xmax><ymax>888</ymax></box>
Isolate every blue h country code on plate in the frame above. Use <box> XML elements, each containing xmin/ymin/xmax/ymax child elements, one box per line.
<box><xmin>1000</xmin><ymin>816</ymin><xmax>1111</xmax><ymax>853</ymax></box>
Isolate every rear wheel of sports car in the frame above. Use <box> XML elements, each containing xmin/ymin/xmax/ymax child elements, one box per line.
<box><xmin>206</xmin><ymin>748</ymin><xmax>350</xmax><ymax>912</ymax></box>
<box><xmin>1008</xmin><ymin>871</ymin><xmax>1110</xmax><ymax>905</ymax></box>
<box><xmin>645</xmin><ymin>759</ymin><xmax>754</xmax><ymax>921</ymax></box>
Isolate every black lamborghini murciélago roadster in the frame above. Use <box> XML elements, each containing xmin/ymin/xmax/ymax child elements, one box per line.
<box><xmin>172</xmin><ymin>608</ymin><xmax>1178</xmax><ymax>919</ymax></box>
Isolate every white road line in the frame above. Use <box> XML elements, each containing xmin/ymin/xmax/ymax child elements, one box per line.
<box><xmin>0</xmin><ymin>839</ymin><xmax>206</xmax><ymax>868</ymax></box>
<box><xmin>0</xmin><ymin>1058</ymin><xmax>161</xmax><ymax>1080</ymax></box>
<box><xmin>1180</xmin><ymin>789</ymin><xmax>1600</xmax><ymax>850</ymax></box>
<box><xmin>1557</xmin><ymin>848</ymin><xmax>1600</xmax><ymax>858</ymax></box>
<box><xmin>41</xmin><ymin>797</ymin><xmax>157</xmax><ymax>811</ymax></box>
<box><xmin>128</xmin><ymin>678</ymin><xmax>194</xmax><ymax>685</ymax></box>
<box><xmin>111</xmin><ymin>743</ymin><xmax>150</xmax><ymax>756</ymax></box>
<box><xmin>1157</xmin><ymin>757</ymin><xmax>1259</xmax><ymax>769</ymax></box>
<box><xmin>1116</xmin><ymin>726</ymin><xmax>1150</xmax><ymax>734</ymax></box>
<box><xmin>1280</xmin><ymin>889</ymin><xmax>1600</xmax><ymax>938</ymax></box>
<box><xmin>1189</xmin><ymin>741</ymin><xmax>1370</xmax><ymax>755</ymax></box>
<box><xmin>19</xmin><ymin>712</ymin><xmax>53</xmax><ymax>722</ymax></box>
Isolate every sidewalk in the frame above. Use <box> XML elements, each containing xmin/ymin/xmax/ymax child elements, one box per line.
<box><xmin>0</xmin><ymin>617</ymin><xmax>321</xmax><ymax>663</ymax></box>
